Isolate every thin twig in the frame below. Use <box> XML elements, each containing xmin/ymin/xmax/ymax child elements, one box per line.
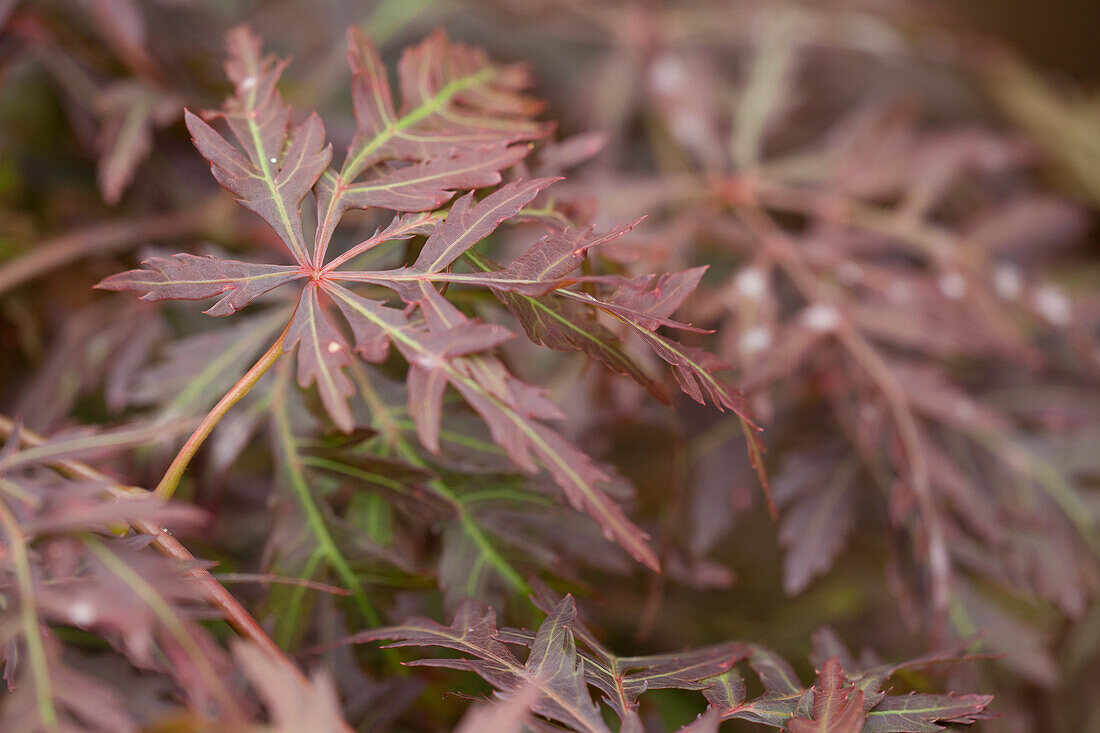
<box><xmin>155</xmin><ymin>321</ymin><xmax>290</xmax><ymax>500</ymax></box>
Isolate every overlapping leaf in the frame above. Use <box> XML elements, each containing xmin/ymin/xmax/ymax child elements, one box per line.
<box><xmin>357</xmin><ymin>592</ymin><xmax>992</xmax><ymax>733</ymax></box>
<box><xmin>325</xmin><ymin>282</ymin><xmax>660</xmax><ymax>571</ymax></box>
<box><xmin>359</xmin><ymin>596</ymin><xmax>610</xmax><ymax>733</ymax></box>
<box><xmin>468</xmin><ymin>249</ymin><xmax>668</xmax><ymax>402</ymax></box>
<box><xmin>185</xmin><ymin>31</ymin><xmax>329</xmax><ymax>265</ymax></box>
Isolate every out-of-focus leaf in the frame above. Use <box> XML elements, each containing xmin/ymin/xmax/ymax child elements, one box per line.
<box><xmin>452</xmin><ymin>684</ymin><xmax>538</xmax><ymax>733</ymax></box>
<box><xmin>0</xmin><ymin>419</ymin><xmax>193</xmax><ymax>475</ymax></box>
<box><xmin>985</xmin><ymin>54</ymin><xmax>1100</xmax><ymax>206</ymax></box>
<box><xmin>0</xmin><ymin>640</ymin><xmax>138</xmax><ymax>733</ymax></box>
<box><xmin>776</xmin><ymin>454</ymin><xmax>858</xmax><ymax>595</ymax></box>
<box><xmin>94</xmin><ymin>81</ymin><xmax>181</xmax><ymax>205</ymax></box>
<box><xmin>232</xmin><ymin>640</ymin><xmax>350</xmax><ymax>733</ymax></box>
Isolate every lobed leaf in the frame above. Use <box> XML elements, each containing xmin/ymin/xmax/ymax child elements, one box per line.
<box><xmin>186</xmin><ymin>27</ymin><xmax>331</xmax><ymax>265</ymax></box>
<box><xmin>345</xmin><ymin>28</ymin><xmax>546</xmax><ymax>176</ymax></box>
<box><xmin>95</xmin><ymin>254</ymin><xmax>304</xmax><ymax>316</ymax></box>
<box><xmin>473</xmin><ymin>221</ymin><xmax>641</xmax><ymax>296</ymax></box>
<box><xmin>777</xmin><ymin>457</ymin><xmax>858</xmax><ymax>595</ymax></box>
<box><xmin>325</xmin><ymin>282</ymin><xmax>659</xmax><ymax>570</ymax></box>
<box><xmin>605</xmin><ymin>267</ymin><xmax>710</xmax><ymax>331</ymax></box>
<box><xmin>312</xmin><ymin>28</ymin><xmax>550</xmax><ymax>264</ymax></box>
<box><xmin>358</xmin><ymin>597</ymin><xmax>611</xmax><ymax>733</ymax></box>
<box><xmin>354</xmin><ymin>586</ymin><xmax>991</xmax><ymax>733</ymax></box>
<box><xmin>464</xmin><ymin>250</ymin><xmax>668</xmax><ymax>402</ymax></box>
<box><xmin>859</xmin><ymin>694</ymin><xmax>996</xmax><ymax>732</ymax></box>
<box><xmin>314</xmin><ymin>144</ymin><xmax>530</xmax><ymax>253</ymax></box>
<box><xmin>286</xmin><ymin>286</ymin><xmax>356</xmax><ymax>432</ymax></box>
<box><xmin>232</xmin><ymin>640</ymin><xmax>349</xmax><ymax>733</ymax></box>
<box><xmin>523</xmin><ymin>597</ymin><xmax>611</xmax><ymax>733</ymax></box>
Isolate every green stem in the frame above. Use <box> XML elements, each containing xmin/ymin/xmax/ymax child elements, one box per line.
<box><xmin>271</xmin><ymin>375</ymin><xmax>382</xmax><ymax>628</ymax></box>
<box><xmin>155</xmin><ymin>323</ymin><xmax>290</xmax><ymax>501</ymax></box>
<box><xmin>276</xmin><ymin>548</ymin><xmax>326</xmax><ymax>650</ymax></box>
<box><xmin>0</xmin><ymin>499</ymin><xmax>57</xmax><ymax>729</ymax></box>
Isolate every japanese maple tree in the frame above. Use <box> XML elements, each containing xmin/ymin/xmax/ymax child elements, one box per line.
<box><xmin>8</xmin><ymin>1</ymin><xmax>1074</xmax><ymax>730</ymax></box>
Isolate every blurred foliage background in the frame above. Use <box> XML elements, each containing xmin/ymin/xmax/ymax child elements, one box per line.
<box><xmin>1</xmin><ymin>1</ymin><xmax>1098</xmax><ymax>731</ymax></box>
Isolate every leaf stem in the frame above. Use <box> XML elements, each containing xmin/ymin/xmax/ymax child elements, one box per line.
<box><xmin>0</xmin><ymin>498</ymin><xmax>58</xmax><ymax>729</ymax></box>
<box><xmin>154</xmin><ymin>321</ymin><xmax>290</xmax><ymax>501</ymax></box>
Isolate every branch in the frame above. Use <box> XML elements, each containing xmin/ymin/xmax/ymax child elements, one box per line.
<box><xmin>0</xmin><ymin>198</ymin><xmax>225</xmax><ymax>295</ymax></box>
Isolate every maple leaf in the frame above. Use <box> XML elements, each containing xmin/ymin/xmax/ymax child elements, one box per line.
<box><xmin>453</xmin><ymin>684</ymin><xmax>538</xmax><ymax>733</ymax></box>
<box><xmin>95</xmin><ymin>27</ymin><xmax>545</xmax><ymax>428</ymax></box>
<box><xmin>556</xmin><ymin>271</ymin><xmax>751</xmax><ymax>415</ymax></box>
<box><xmin>125</xmin><ymin>311</ymin><xmax>289</xmax><ymax>418</ymax></box>
<box><xmin>94</xmin><ymin>23</ymin><xmax>765</xmax><ymax>572</ymax></box>
<box><xmin>95</xmin><ymin>81</ymin><xmax>182</xmax><ymax>205</ymax></box>
<box><xmin>703</xmin><ymin>646</ymin><xmax>807</xmax><ymax>727</ymax></box>
<box><xmin>519</xmin><ymin>587</ymin><xmax>749</xmax><ymax>722</ymax></box>
<box><xmin>503</xmin><ymin>281</ymin><xmax>670</xmax><ymax>397</ymax></box>
<box><xmin>0</xmin><ymin>419</ymin><xmax>192</xmax><ymax>476</ymax></box>
<box><xmin>694</xmin><ymin>634</ymin><xmax>996</xmax><ymax>733</ymax></box>
<box><xmin>553</xmin><ymin>277</ymin><xmax>771</xmax><ymax>511</ymax></box>
<box><xmin>775</xmin><ymin>450</ymin><xmax>858</xmax><ymax>595</ymax></box>
<box><xmin>407</xmin><ymin>177</ymin><xmax>559</xmax><ymax>278</ymax></box>
<box><xmin>185</xmin><ymin>31</ymin><xmax>331</xmax><ymax>266</ymax></box>
<box><xmin>463</xmin><ymin>221</ymin><xmax>640</xmax><ymax>296</ymax></box>
<box><xmin>0</xmin><ymin>638</ymin><xmax>139</xmax><ymax>733</ymax></box>
<box><xmin>285</xmin><ymin>285</ymin><xmax>357</xmax><ymax>432</ymax></box>
<box><xmin>357</xmin><ymin>581</ymin><xmax>992</xmax><ymax>732</ymax></box>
